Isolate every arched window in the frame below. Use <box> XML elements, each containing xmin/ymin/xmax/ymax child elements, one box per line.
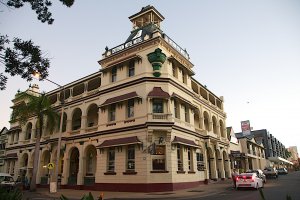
<box><xmin>72</xmin><ymin>108</ymin><xmax>82</xmax><ymax>130</ymax></box>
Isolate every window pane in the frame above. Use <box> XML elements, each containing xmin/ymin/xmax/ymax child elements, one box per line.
<box><xmin>152</xmin><ymin>159</ymin><xmax>165</xmax><ymax>170</ymax></box>
<box><xmin>153</xmin><ymin>99</ymin><xmax>163</xmax><ymax>113</ymax></box>
<box><xmin>127</xmin><ymin>99</ymin><xmax>134</xmax><ymax>118</ymax></box>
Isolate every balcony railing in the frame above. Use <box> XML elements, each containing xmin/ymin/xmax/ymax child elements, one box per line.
<box><xmin>148</xmin><ymin>113</ymin><xmax>172</xmax><ymax>121</ymax></box>
<box><xmin>163</xmin><ymin>34</ymin><xmax>189</xmax><ymax>59</ymax></box>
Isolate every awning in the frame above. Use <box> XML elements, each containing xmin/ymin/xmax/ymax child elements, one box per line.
<box><xmin>97</xmin><ymin>136</ymin><xmax>142</xmax><ymax>148</ymax></box>
<box><xmin>100</xmin><ymin>92</ymin><xmax>141</xmax><ymax>107</ymax></box>
<box><xmin>7</xmin><ymin>126</ymin><xmax>21</xmax><ymax>133</ymax></box>
<box><xmin>171</xmin><ymin>136</ymin><xmax>198</xmax><ymax>148</ymax></box>
<box><xmin>171</xmin><ymin>93</ymin><xmax>197</xmax><ymax>109</ymax></box>
<box><xmin>148</xmin><ymin>87</ymin><xmax>170</xmax><ymax>98</ymax></box>
<box><xmin>6</xmin><ymin>153</ymin><xmax>18</xmax><ymax>159</ymax></box>
<box><xmin>268</xmin><ymin>157</ymin><xmax>293</xmax><ymax>165</ymax></box>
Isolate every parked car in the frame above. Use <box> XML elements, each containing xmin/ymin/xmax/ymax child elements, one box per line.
<box><xmin>236</xmin><ymin>172</ymin><xmax>264</xmax><ymax>190</ymax></box>
<box><xmin>246</xmin><ymin>169</ymin><xmax>267</xmax><ymax>183</ymax></box>
<box><xmin>0</xmin><ymin>173</ymin><xmax>16</xmax><ymax>191</ymax></box>
<box><xmin>277</xmin><ymin>168</ymin><xmax>288</xmax><ymax>175</ymax></box>
<box><xmin>263</xmin><ymin>167</ymin><xmax>278</xmax><ymax>178</ymax></box>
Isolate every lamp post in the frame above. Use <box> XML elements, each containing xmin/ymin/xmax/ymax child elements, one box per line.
<box><xmin>33</xmin><ymin>72</ymin><xmax>64</xmax><ymax>193</ymax></box>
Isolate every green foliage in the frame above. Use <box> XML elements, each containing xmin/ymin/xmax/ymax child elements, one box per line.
<box><xmin>6</xmin><ymin>0</ymin><xmax>75</xmax><ymax>24</ymax></box>
<box><xmin>0</xmin><ymin>0</ymin><xmax>75</xmax><ymax>90</ymax></box>
<box><xmin>0</xmin><ymin>188</ymin><xmax>23</xmax><ymax>200</ymax></box>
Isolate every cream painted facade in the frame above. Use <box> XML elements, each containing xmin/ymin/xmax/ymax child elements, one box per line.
<box><xmin>5</xmin><ymin>6</ymin><xmax>230</xmax><ymax>192</ymax></box>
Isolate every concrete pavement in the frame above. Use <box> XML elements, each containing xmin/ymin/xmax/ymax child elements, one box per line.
<box><xmin>22</xmin><ymin>179</ymin><xmax>234</xmax><ymax>200</ymax></box>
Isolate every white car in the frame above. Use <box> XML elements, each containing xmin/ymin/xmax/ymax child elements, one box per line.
<box><xmin>236</xmin><ymin>173</ymin><xmax>264</xmax><ymax>190</ymax></box>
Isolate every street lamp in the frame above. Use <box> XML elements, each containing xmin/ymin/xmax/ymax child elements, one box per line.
<box><xmin>33</xmin><ymin>72</ymin><xmax>64</xmax><ymax>193</ymax></box>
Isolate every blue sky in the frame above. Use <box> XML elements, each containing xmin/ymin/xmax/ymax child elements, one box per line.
<box><xmin>1</xmin><ymin>0</ymin><xmax>300</xmax><ymax>153</ymax></box>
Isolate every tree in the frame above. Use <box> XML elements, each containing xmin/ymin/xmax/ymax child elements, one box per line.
<box><xmin>0</xmin><ymin>0</ymin><xmax>75</xmax><ymax>90</ymax></box>
<box><xmin>11</xmin><ymin>91</ymin><xmax>59</xmax><ymax>191</ymax></box>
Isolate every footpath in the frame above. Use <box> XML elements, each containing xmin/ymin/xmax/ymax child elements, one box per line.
<box><xmin>22</xmin><ymin>179</ymin><xmax>233</xmax><ymax>200</ymax></box>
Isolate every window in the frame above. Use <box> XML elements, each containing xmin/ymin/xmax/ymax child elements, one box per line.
<box><xmin>182</xmin><ymin>70</ymin><xmax>185</xmax><ymax>83</ymax></box>
<box><xmin>187</xmin><ymin>147</ymin><xmax>193</xmax><ymax>171</ymax></box>
<box><xmin>152</xmin><ymin>145</ymin><xmax>166</xmax><ymax>171</ymax></box>
<box><xmin>177</xmin><ymin>145</ymin><xmax>183</xmax><ymax>171</ymax></box>
<box><xmin>153</xmin><ymin>99</ymin><xmax>163</xmax><ymax>113</ymax></box>
<box><xmin>174</xmin><ymin>100</ymin><xmax>179</xmax><ymax>119</ymax></box>
<box><xmin>196</xmin><ymin>152</ymin><xmax>205</xmax><ymax>171</ymax></box>
<box><xmin>111</xmin><ymin>67</ymin><xmax>117</xmax><ymax>82</ymax></box>
<box><xmin>15</xmin><ymin>132</ymin><xmax>19</xmax><ymax>143</ymax></box>
<box><xmin>127</xmin><ymin>99</ymin><xmax>134</xmax><ymax>118</ymax></box>
<box><xmin>184</xmin><ymin>105</ymin><xmax>189</xmax><ymax>122</ymax></box>
<box><xmin>128</xmin><ymin>60</ymin><xmax>135</xmax><ymax>77</ymax></box>
<box><xmin>126</xmin><ymin>145</ymin><xmax>135</xmax><ymax>171</ymax></box>
<box><xmin>107</xmin><ymin>148</ymin><xmax>115</xmax><ymax>172</ymax></box>
<box><xmin>87</xmin><ymin>152</ymin><xmax>95</xmax><ymax>175</ymax></box>
<box><xmin>152</xmin><ymin>159</ymin><xmax>165</xmax><ymax>171</ymax></box>
<box><xmin>172</xmin><ymin>64</ymin><xmax>176</xmax><ymax>77</ymax></box>
<box><xmin>109</xmin><ymin>104</ymin><xmax>116</xmax><ymax>121</ymax></box>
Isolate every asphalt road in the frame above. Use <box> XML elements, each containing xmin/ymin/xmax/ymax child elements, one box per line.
<box><xmin>175</xmin><ymin>171</ymin><xmax>300</xmax><ymax>200</ymax></box>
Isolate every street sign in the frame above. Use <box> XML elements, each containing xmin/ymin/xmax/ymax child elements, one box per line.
<box><xmin>47</xmin><ymin>162</ymin><xmax>55</xmax><ymax>170</ymax></box>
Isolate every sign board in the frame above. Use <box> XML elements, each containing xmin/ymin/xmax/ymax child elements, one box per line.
<box><xmin>47</xmin><ymin>162</ymin><xmax>55</xmax><ymax>170</ymax></box>
<box><xmin>241</xmin><ymin>120</ymin><xmax>251</xmax><ymax>136</ymax></box>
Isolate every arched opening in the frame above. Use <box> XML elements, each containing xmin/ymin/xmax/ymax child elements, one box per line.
<box><xmin>212</xmin><ymin>116</ymin><xmax>217</xmax><ymax>135</ymax></box>
<box><xmin>84</xmin><ymin>145</ymin><xmax>97</xmax><ymax>185</ymax></box>
<box><xmin>203</xmin><ymin>111</ymin><xmax>209</xmax><ymax>131</ymax></box>
<box><xmin>25</xmin><ymin>123</ymin><xmax>32</xmax><ymax>140</ymax></box>
<box><xmin>19</xmin><ymin>153</ymin><xmax>29</xmax><ymax>184</ymax></box>
<box><xmin>73</xmin><ymin>83</ymin><xmax>84</xmax><ymax>96</ymax></box>
<box><xmin>40</xmin><ymin>150</ymin><xmax>51</xmax><ymax>184</ymax></box>
<box><xmin>68</xmin><ymin>148</ymin><xmax>79</xmax><ymax>185</ymax></box>
<box><xmin>72</xmin><ymin>108</ymin><xmax>82</xmax><ymax>131</ymax></box>
<box><xmin>86</xmin><ymin>104</ymin><xmax>98</xmax><ymax>128</ymax></box>
<box><xmin>58</xmin><ymin>112</ymin><xmax>67</xmax><ymax>132</ymax></box>
<box><xmin>87</xmin><ymin>77</ymin><xmax>101</xmax><ymax>91</ymax></box>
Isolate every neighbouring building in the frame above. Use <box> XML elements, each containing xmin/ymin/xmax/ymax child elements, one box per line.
<box><xmin>5</xmin><ymin>6</ymin><xmax>230</xmax><ymax>192</ymax></box>
<box><xmin>236</xmin><ymin>129</ymin><xmax>292</xmax><ymax>168</ymax></box>
<box><xmin>0</xmin><ymin>127</ymin><xmax>8</xmax><ymax>172</ymax></box>
<box><xmin>287</xmin><ymin>146</ymin><xmax>299</xmax><ymax>167</ymax></box>
<box><xmin>228</xmin><ymin>126</ymin><xmax>268</xmax><ymax>173</ymax></box>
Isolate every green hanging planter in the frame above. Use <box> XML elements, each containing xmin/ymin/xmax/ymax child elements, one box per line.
<box><xmin>147</xmin><ymin>48</ymin><xmax>167</xmax><ymax>64</ymax></box>
<box><xmin>152</xmin><ymin>63</ymin><xmax>161</xmax><ymax>71</ymax></box>
<box><xmin>153</xmin><ymin>71</ymin><xmax>161</xmax><ymax>77</ymax></box>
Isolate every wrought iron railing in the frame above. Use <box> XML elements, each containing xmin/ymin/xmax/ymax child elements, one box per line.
<box><xmin>163</xmin><ymin>34</ymin><xmax>189</xmax><ymax>59</ymax></box>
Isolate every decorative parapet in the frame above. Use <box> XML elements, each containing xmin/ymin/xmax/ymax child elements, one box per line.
<box><xmin>147</xmin><ymin>48</ymin><xmax>166</xmax><ymax>77</ymax></box>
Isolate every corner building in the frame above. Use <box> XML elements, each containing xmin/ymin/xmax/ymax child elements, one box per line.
<box><xmin>5</xmin><ymin>6</ymin><xmax>230</xmax><ymax>192</ymax></box>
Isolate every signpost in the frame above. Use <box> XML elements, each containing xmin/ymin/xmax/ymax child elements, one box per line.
<box><xmin>47</xmin><ymin>163</ymin><xmax>56</xmax><ymax>193</ymax></box>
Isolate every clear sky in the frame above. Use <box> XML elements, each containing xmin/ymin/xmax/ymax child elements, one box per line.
<box><xmin>1</xmin><ymin>1</ymin><xmax>300</xmax><ymax>153</ymax></box>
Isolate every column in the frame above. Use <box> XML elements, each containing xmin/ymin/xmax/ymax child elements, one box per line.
<box><xmin>218</xmin><ymin>158</ymin><xmax>225</xmax><ymax>179</ymax></box>
<box><xmin>209</xmin><ymin>120</ymin><xmax>213</xmax><ymax>132</ymax></box>
<box><xmin>66</xmin><ymin>119</ymin><xmax>72</xmax><ymax>133</ymax></box>
<box><xmin>77</xmin><ymin>144</ymin><xmax>85</xmax><ymax>185</ymax></box>
<box><xmin>61</xmin><ymin>157</ymin><xmax>69</xmax><ymax>185</ymax></box>
<box><xmin>80</xmin><ymin>115</ymin><xmax>87</xmax><ymax>134</ymax></box>
<box><xmin>35</xmin><ymin>149</ymin><xmax>43</xmax><ymax>184</ymax></box>
<box><xmin>210</xmin><ymin>157</ymin><xmax>218</xmax><ymax>180</ymax></box>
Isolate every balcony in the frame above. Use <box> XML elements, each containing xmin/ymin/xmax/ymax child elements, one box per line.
<box><xmin>148</xmin><ymin>113</ymin><xmax>172</xmax><ymax>121</ymax></box>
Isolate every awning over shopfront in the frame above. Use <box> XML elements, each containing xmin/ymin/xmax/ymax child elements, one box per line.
<box><xmin>171</xmin><ymin>136</ymin><xmax>198</xmax><ymax>148</ymax></box>
<box><xmin>6</xmin><ymin>153</ymin><xmax>18</xmax><ymax>159</ymax></box>
<box><xmin>268</xmin><ymin>157</ymin><xmax>293</xmax><ymax>165</ymax></box>
<box><xmin>97</xmin><ymin>136</ymin><xmax>142</xmax><ymax>148</ymax></box>
<box><xmin>100</xmin><ymin>92</ymin><xmax>141</xmax><ymax>107</ymax></box>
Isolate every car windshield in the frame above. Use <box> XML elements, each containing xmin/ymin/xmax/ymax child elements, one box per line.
<box><xmin>0</xmin><ymin>176</ymin><xmax>13</xmax><ymax>182</ymax></box>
